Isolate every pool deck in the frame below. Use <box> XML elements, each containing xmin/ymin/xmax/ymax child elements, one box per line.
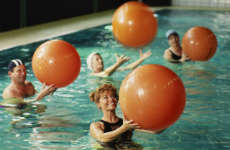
<box><xmin>0</xmin><ymin>6</ymin><xmax>229</xmax><ymax>51</ymax></box>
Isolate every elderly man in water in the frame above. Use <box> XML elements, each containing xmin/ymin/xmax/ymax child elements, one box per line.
<box><xmin>2</xmin><ymin>59</ymin><xmax>57</xmax><ymax>101</ymax></box>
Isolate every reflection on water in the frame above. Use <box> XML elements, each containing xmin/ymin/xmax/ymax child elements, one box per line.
<box><xmin>0</xmin><ymin>98</ymin><xmax>85</xmax><ymax>150</ymax></box>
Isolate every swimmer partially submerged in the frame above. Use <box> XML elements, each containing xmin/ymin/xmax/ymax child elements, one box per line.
<box><xmin>164</xmin><ymin>30</ymin><xmax>190</xmax><ymax>63</ymax></box>
<box><xmin>2</xmin><ymin>59</ymin><xmax>57</xmax><ymax>101</ymax></box>
<box><xmin>86</xmin><ymin>50</ymin><xmax>152</xmax><ymax>77</ymax></box>
<box><xmin>89</xmin><ymin>83</ymin><xmax>165</xmax><ymax>144</ymax></box>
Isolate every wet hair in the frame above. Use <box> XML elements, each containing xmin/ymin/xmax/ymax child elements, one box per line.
<box><xmin>89</xmin><ymin>83</ymin><xmax>118</xmax><ymax>110</ymax></box>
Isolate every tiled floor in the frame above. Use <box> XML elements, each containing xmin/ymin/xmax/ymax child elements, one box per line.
<box><xmin>0</xmin><ymin>6</ymin><xmax>229</xmax><ymax>51</ymax></box>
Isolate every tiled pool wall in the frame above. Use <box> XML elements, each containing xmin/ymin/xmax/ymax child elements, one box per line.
<box><xmin>172</xmin><ymin>0</ymin><xmax>230</xmax><ymax>8</ymax></box>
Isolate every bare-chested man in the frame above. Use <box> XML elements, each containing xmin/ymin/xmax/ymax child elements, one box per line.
<box><xmin>2</xmin><ymin>59</ymin><xmax>57</xmax><ymax>101</ymax></box>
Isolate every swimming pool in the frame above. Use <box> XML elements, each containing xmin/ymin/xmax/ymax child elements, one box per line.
<box><xmin>0</xmin><ymin>9</ymin><xmax>230</xmax><ymax>149</ymax></box>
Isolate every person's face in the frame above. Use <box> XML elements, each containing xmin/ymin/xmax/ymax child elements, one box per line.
<box><xmin>91</xmin><ymin>54</ymin><xmax>103</xmax><ymax>71</ymax></box>
<box><xmin>97</xmin><ymin>91</ymin><xmax>118</xmax><ymax>111</ymax></box>
<box><xmin>168</xmin><ymin>35</ymin><xmax>180</xmax><ymax>46</ymax></box>
<box><xmin>9</xmin><ymin>65</ymin><xmax>27</xmax><ymax>84</ymax></box>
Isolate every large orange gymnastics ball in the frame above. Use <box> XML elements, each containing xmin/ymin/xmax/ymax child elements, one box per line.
<box><xmin>182</xmin><ymin>26</ymin><xmax>217</xmax><ymax>61</ymax></box>
<box><xmin>119</xmin><ymin>64</ymin><xmax>186</xmax><ymax>131</ymax></box>
<box><xmin>112</xmin><ymin>1</ymin><xmax>158</xmax><ymax>47</ymax></box>
<box><xmin>32</xmin><ymin>40</ymin><xmax>81</xmax><ymax>88</ymax></box>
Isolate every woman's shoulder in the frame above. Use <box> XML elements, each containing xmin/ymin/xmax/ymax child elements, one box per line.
<box><xmin>90</xmin><ymin>121</ymin><xmax>104</xmax><ymax>128</ymax></box>
<box><xmin>90</xmin><ymin>121</ymin><xmax>105</xmax><ymax>131</ymax></box>
<box><xmin>164</xmin><ymin>48</ymin><xmax>172</xmax><ymax>59</ymax></box>
<box><xmin>164</xmin><ymin>48</ymin><xmax>172</xmax><ymax>53</ymax></box>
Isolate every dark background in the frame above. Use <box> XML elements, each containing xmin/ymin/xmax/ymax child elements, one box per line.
<box><xmin>0</xmin><ymin>0</ymin><xmax>171</xmax><ymax>33</ymax></box>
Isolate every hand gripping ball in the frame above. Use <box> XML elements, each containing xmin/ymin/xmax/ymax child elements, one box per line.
<box><xmin>119</xmin><ymin>64</ymin><xmax>186</xmax><ymax>131</ymax></box>
<box><xmin>182</xmin><ymin>26</ymin><xmax>217</xmax><ymax>61</ymax></box>
<box><xmin>112</xmin><ymin>1</ymin><xmax>158</xmax><ymax>47</ymax></box>
<box><xmin>32</xmin><ymin>40</ymin><xmax>81</xmax><ymax>88</ymax></box>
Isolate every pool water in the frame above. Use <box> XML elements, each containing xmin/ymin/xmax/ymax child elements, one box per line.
<box><xmin>0</xmin><ymin>9</ymin><xmax>230</xmax><ymax>149</ymax></box>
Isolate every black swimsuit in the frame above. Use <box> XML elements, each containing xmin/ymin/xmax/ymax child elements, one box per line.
<box><xmin>98</xmin><ymin>118</ymin><xmax>141</xmax><ymax>149</ymax></box>
<box><xmin>169</xmin><ymin>50</ymin><xmax>182</xmax><ymax>60</ymax></box>
<box><xmin>100</xmin><ymin>118</ymin><xmax>123</xmax><ymax>133</ymax></box>
<box><xmin>100</xmin><ymin>118</ymin><xmax>132</xmax><ymax>139</ymax></box>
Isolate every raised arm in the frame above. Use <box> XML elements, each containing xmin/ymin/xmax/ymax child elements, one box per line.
<box><xmin>93</xmin><ymin>54</ymin><xmax>130</xmax><ymax>77</ymax></box>
<box><xmin>33</xmin><ymin>83</ymin><xmax>57</xmax><ymax>101</ymax></box>
<box><xmin>117</xmin><ymin>50</ymin><xmax>152</xmax><ymax>71</ymax></box>
<box><xmin>90</xmin><ymin>119</ymin><xmax>140</xmax><ymax>143</ymax></box>
<box><xmin>164</xmin><ymin>49</ymin><xmax>189</xmax><ymax>62</ymax></box>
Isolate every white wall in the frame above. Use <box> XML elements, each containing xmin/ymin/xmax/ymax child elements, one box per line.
<box><xmin>172</xmin><ymin>0</ymin><xmax>230</xmax><ymax>8</ymax></box>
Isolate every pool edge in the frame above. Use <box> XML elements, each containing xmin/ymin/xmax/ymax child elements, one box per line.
<box><xmin>0</xmin><ymin>6</ymin><xmax>229</xmax><ymax>51</ymax></box>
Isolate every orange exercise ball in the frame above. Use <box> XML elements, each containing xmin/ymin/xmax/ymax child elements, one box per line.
<box><xmin>32</xmin><ymin>40</ymin><xmax>81</xmax><ymax>88</ymax></box>
<box><xmin>112</xmin><ymin>1</ymin><xmax>158</xmax><ymax>47</ymax></box>
<box><xmin>182</xmin><ymin>26</ymin><xmax>217</xmax><ymax>61</ymax></box>
<box><xmin>119</xmin><ymin>64</ymin><xmax>186</xmax><ymax>131</ymax></box>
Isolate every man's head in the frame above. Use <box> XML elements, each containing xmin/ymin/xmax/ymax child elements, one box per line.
<box><xmin>8</xmin><ymin>59</ymin><xmax>26</xmax><ymax>84</ymax></box>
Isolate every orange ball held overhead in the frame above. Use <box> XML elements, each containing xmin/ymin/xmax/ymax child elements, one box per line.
<box><xmin>119</xmin><ymin>64</ymin><xmax>186</xmax><ymax>131</ymax></box>
<box><xmin>32</xmin><ymin>40</ymin><xmax>81</xmax><ymax>88</ymax></box>
<box><xmin>182</xmin><ymin>26</ymin><xmax>217</xmax><ymax>61</ymax></box>
<box><xmin>112</xmin><ymin>1</ymin><xmax>158</xmax><ymax>47</ymax></box>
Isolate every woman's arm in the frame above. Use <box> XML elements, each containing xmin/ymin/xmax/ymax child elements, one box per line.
<box><xmin>93</xmin><ymin>54</ymin><xmax>130</xmax><ymax>77</ymax></box>
<box><xmin>90</xmin><ymin>119</ymin><xmax>140</xmax><ymax>143</ymax></box>
<box><xmin>117</xmin><ymin>50</ymin><xmax>152</xmax><ymax>71</ymax></box>
<box><xmin>134</xmin><ymin>128</ymin><xmax>166</xmax><ymax>134</ymax></box>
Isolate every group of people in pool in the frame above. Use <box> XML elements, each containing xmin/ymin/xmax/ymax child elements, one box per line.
<box><xmin>86</xmin><ymin>29</ymin><xmax>189</xmax><ymax>78</ymax></box>
<box><xmin>1</xmin><ymin>29</ymin><xmax>187</xmax><ymax>146</ymax></box>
